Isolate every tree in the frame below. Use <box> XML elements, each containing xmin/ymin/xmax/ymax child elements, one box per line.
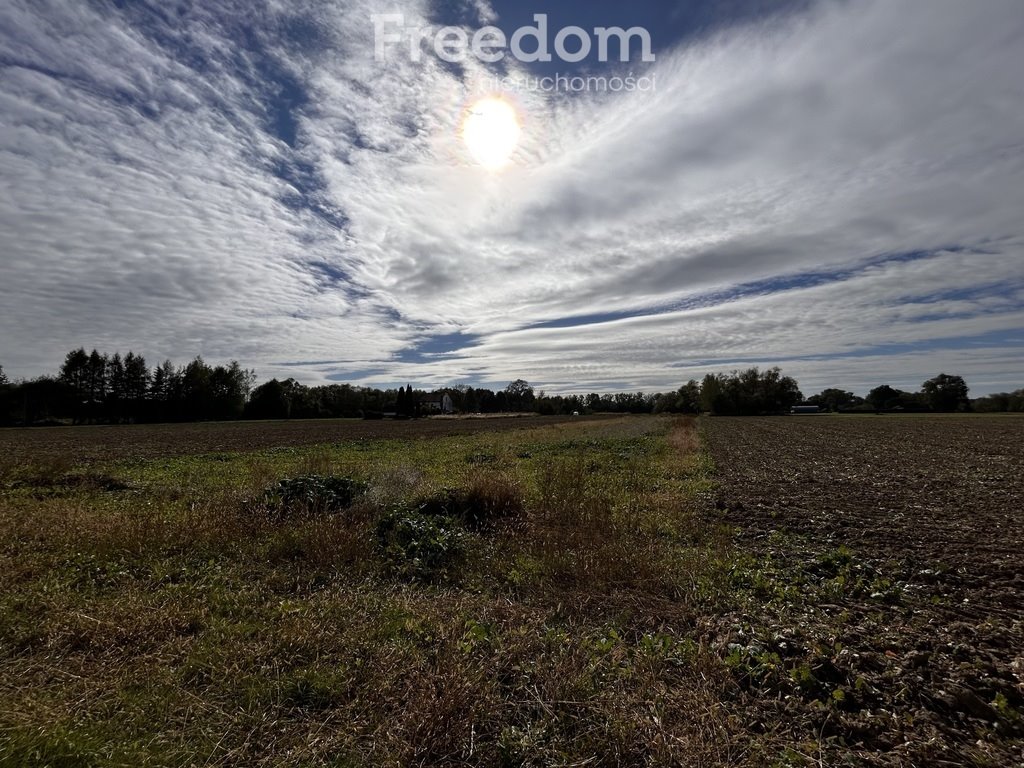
<box><xmin>123</xmin><ymin>352</ymin><xmax>150</xmax><ymax>419</ymax></box>
<box><xmin>86</xmin><ymin>350</ymin><xmax>107</xmax><ymax>404</ymax></box>
<box><xmin>15</xmin><ymin>376</ymin><xmax>76</xmax><ymax>424</ymax></box>
<box><xmin>0</xmin><ymin>365</ymin><xmax>12</xmax><ymax>425</ymax></box>
<box><xmin>149</xmin><ymin>360</ymin><xmax>178</xmax><ymax>420</ymax></box>
<box><xmin>758</xmin><ymin>367</ymin><xmax>803</xmax><ymax>413</ymax></box>
<box><xmin>807</xmin><ymin>388</ymin><xmax>862</xmax><ymax>412</ymax></box>
<box><xmin>895</xmin><ymin>390</ymin><xmax>928</xmax><ymax>411</ymax></box>
<box><xmin>922</xmin><ymin>373</ymin><xmax>969</xmax><ymax>412</ymax></box>
<box><xmin>59</xmin><ymin>348</ymin><xmax>89</xmax><ymax>393</ymax></box>
<box><xmin>700</xmin><ymin>374</ymin><xmax>725</xmax><ymax>414</ymax></box>
<box><xmin>676</xmin><ymin>380</ymin><xmax>701</xmax><ymax>414</ymax></box>
<box><xmin>973</xmin><ymin>389</ymin><xmax>1024</xmax><ymax>412</ymax></box>
<box><xmin>321</xmin><ymin>383</ymin><xmax>365</xmax><ymax>418</ymax></box>
<box><xmin>614</xmin><ymin>391</ymin><xmax>649</xmax><ymax>413</ymax></box>
<box><xmin>494</xmin><ymin>390</ymin><xmax>509</xmax><ymax>412</ymax></box>
<box><xmin>452</xmin><ymin>384</ymin><xmax>478</xmax><ymax>414</ymax></box>
<box><xmin>247</xmin><ymin>378</ymin><xmax>293</xmax><ymax>419</ymax></box>
<box><xmin>652</xmin><ymin>392</ymin><xmax>676</xmax><ymax>414</ymax></box>
<box><xmin>700</xmin><ymin>368</ymin><xmax>801</xmax><ymax>415</ymax></box>
<box><xmin>867</xmin><ymin>385</ymin><xmax>900</xmax><ymax>411</ymax></box>
<box><xmin>180</xmin><ymin>357</ymin><xmax>213</xmax><ymax>421</ymax></box>
<box><xmin>504</xmin><ymin>379</ymin><xmax>535</xmax><ymax>411</ymax></box>
<box><xmin>106</xmin><ymin>352</ymin><xmax>127</xmax><ymax>421</ymax></box>
<box><xmin>476</xmin><ymin>388</ymin><xmax>498</xmax><ymax>413</ymax></box>
<box><xmin>209</xmin><ymin>361</ymin><xmax>253</xmax><ymax>420</ymax></box>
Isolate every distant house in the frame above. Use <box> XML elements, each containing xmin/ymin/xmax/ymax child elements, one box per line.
<box><xmin>421</xmin><ymin>392</ymin><xmax>454</xmax><ymax>414</ymax></box>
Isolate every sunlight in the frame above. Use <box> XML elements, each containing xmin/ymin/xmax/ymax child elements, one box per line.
<box><xmin>461</xmin><ymin>97</ymin><xmax>521</xmax><ymax>170</ymax></box>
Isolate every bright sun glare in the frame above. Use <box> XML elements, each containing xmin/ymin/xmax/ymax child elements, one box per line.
<box><xmin>462</xmin><ymin>97</ymin><xmax>521</xmax><ymax>170</ymax></box>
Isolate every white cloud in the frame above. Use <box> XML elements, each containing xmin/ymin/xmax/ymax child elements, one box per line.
<box><xmin>0</xmin><ymin>0</ymin><xmax>1022</xmax><ymax>395</ymax></box>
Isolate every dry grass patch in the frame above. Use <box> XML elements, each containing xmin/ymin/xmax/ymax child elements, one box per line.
<box><xmin>0</xmin><ymin>415</ymin><xmax>741</xmax><ymax>766</ymax></box>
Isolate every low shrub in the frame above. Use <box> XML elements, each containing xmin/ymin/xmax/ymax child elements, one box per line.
<box><xmin>261</xmin><ymin>475</ymin><xmax>367</xmax><ymax>519</ymax></box>
<box><xmin>415</xmin><ymin>476</ymin><xmax>525</xmax><ymax>531</ymax></box>
<box><xmin>14</xmin><ymin>470</ymin><xmax>129</xmax><ymax>494</ymax></box>
<box><xmin>375</xmin><ymin>507</ymin><xmax>467</xmax><ymax>581</ymax></box>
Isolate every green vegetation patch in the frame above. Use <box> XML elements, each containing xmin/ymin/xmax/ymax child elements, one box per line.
<box><xmin>260</xmin><ymin>475</ymin><xmax>368</xmax><ymax>518</ymax></box>
<box><xmin>0</xmin><ymin>416</ymin><xmax>736</xmax><ymax>766</ymax></box>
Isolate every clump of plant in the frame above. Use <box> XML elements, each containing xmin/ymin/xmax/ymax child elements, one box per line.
<box><xmin>464</xmin><ymin>451</ymin><xmax>498</xmax><ymax>465</ymax></box>
<box><xmin>416</xmin><ymin>475</ymin><xmax>525</xmax><ymax>531</ymax></box>
<box><xmin>375</xmin><ymin>506</ymin><xmax>467</xmax><ymax>581</ymax></box>
<box><xmin>260</xmin><ymin>475</ymin><xmax>367</xmax><ymax>519</ymax></box>
<box><xmin>14</xmin><ymin>470</ymin><xmax>130</xmax><ymax>496</ymax></box>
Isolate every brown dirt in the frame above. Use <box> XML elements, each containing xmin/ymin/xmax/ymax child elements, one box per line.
<box><xmin>703</xmin><ymin>415</ymin><xmax>1024</xmax><ymax>766</ymax></box>
<box><xmin>0</xmin><ymin>414</ymin><xmax>602</xmax><ymax>464</ymax></box>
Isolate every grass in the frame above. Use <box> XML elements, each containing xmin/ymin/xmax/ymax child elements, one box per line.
<box><xmin>0</xmin><ymin>416</ymin><xmax>738</xmax><ymax>767</ymax></box>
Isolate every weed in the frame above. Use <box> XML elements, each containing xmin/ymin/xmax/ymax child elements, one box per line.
<box><xmin>0</xmin><ymin>415</ymin><xmax>737</xmax><ymax>766</ymax></box>
<box><xmin>415</xmin><ymin>475</ymin><xmax>526</xmax><ymax>531</ymax></box>
<box><xmin>375</xmin><ymin>507</ymin><xmax>468</xmax><ymax>581</ymax></box>
<box><xmin>260</xmin><ymin>475</ymin><xmax>367</xmax><ymax>519</ymax></box>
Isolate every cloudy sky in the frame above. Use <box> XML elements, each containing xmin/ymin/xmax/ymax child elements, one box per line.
<box><xmin>1</xmin><ymin>0</ymin><xmax>1023</xmax><ymax>396</ymax></box>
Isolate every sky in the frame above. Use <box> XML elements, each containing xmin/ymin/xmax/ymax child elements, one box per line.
<box><xmin>1</xmin><ymin>0</ymin><xmax>1023</xmax><ymax>397</ymax></box>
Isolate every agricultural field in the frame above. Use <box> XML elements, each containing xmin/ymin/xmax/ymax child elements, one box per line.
<box><xmin>0</xmin><ymin>415</ymin><xmax>732</xmax><ymax>767</ymax></box>
<box><xmin>0</xmin><ymin>414</ymin><xmax>1021</xmax><ymax>766</ymax></box>
<box><xmin>703</xmin><ymin>415</ymin><xmax>1024</xmax><ymax>766</ymax></box>
<box><xmin>0</xmin><ymin>415</ymin><xmax>594</xmax><ymax>464</ymax></box>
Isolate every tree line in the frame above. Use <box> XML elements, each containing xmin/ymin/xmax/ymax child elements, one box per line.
<box><xmin>0</xmin><ymin>352</ymin><xmax>1020</xmax><ymax>427</ymax></box>
<box><xmin>0</xmin><ymin>349</ymin><xmax>255</xmax><ymax>425</ymax></box>
<box><xmin>802</xmin><ymin>374</ymin><xmax>1023</xmax><ymax>414</ymax></box>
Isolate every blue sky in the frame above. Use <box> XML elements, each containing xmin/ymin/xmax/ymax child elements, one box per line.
<box><xmin>1</xmin><ymin>0</ymin><xmax>1023</xmax><ymax>396</ymax></box>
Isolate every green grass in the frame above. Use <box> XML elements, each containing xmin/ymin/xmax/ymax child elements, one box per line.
<box><xmin>0</xmin><ymin>415</ymin><xmax>738</xmax><ymax>767</ymax></box>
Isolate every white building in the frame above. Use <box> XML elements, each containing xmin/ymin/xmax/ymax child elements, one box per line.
<box><xmin>421</xmin><ymin>392</ymin><xmax>454</xmax><ymax>414</ymax></box>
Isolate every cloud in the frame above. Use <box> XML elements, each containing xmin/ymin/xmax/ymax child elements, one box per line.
<box><xmin>0</xmin><ymin>0</ymin><xmax>1022</xmax><ymax>394</ymax></box>
<box><xmin>0</xmin><ymin>0</ymin><xmax>411</xmax><ymax>376</ymax></box>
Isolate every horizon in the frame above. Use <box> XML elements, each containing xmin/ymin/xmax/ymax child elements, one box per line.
<box><xmin>2</xmin><ymin>345</ymin><xmax>1017</xmax><ymax>403</ymax></box>
<box><xmin>2</xmin><ymin>0</ymin><xmax>1023</xmax><ymax>397</ymax></box>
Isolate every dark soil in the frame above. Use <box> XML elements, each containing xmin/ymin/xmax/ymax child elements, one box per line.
<box><xmin>0</xmin><ymin>414</ymin><xmax>599</xmax><ymax>464</ymax></box>
<box><xmin>704</xmin><ymin>415</ymin><xmax>1024</xmax><ymax>766</ymax></box>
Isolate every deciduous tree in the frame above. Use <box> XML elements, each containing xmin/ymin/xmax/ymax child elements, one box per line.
<box><xmin>504</xmin><ymin>379</ymin><xmax>535</xmax><ymax>411</ymax></box>
<box><xmin>922</xmin><ymin>373</ymin><xmax>969</xmax><ymax>412</ymax></box>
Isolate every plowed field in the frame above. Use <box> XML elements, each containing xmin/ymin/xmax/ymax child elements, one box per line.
<box><xmin>704</xmin><ymin>416</ymin><xmax>1024</xmax><ymax>765</ymax></box>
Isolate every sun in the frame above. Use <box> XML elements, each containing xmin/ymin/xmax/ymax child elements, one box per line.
<box><xmin>461</xmin><ymin>97</ymin><xmax>521</xmax><ymax>170</ymax></box>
